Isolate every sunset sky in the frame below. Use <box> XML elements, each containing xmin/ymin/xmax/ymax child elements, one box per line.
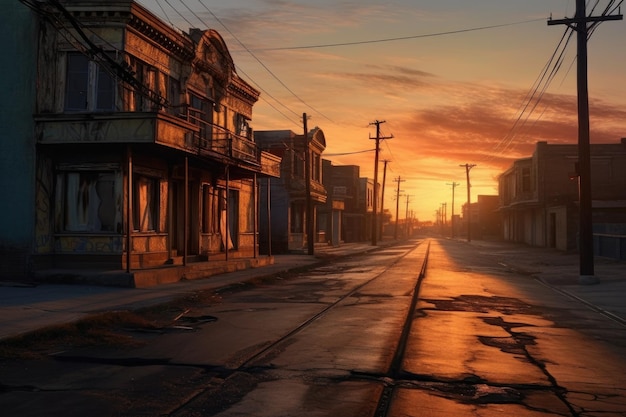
<box><xmin>138</xmin><ymin>0</ymin><xmax>626</xmax><ymax>221</ymax></box>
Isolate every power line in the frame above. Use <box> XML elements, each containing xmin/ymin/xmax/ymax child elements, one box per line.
<box><xmin>32</xmin><ymin>0</ymin><xmax>168</xmax><ymax>109</ymax></box>
<box><xmin>488</xmin><ymin>0</ymin><xmax>623</xmax><ymax>162</ymax></box>
<box><xmin>191</xmin><ymin>0</ymin><xmax>335</xmax><ymax>124</ymax></box>
<box><xmin>163</xmin><ymin>0</ymin><xmax>194</xmax><ymax>28</ymax></box>
<box><xmin>154</xmin><ymin>0</ymin><xmax>174</xmax><ymax>27</ymax></box>
<box><xmin>237</xmin><ymin>68</ymin><xmax>302</xmax><ymax>127</ymax></box>
<box><xmin>156</xmin><ymin>0</ymin><xmax>302</xmax><ymax>127</ymax></box>
<box><xmin>324</xmin><ymin>149</ymin><xmax>375</xmax><ymax>157</ymax></box>
<box><xmin>481</xmin><ymin>25</ymin><xmax>575</xmax><ymax>163</ymax></box>
<box><xmin>257</xmin><ymin>18</ymin><xmax>546</xmax><ymax>51</ymax></box>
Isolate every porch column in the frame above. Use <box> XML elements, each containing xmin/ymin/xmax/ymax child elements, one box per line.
<box><xmin>267</xmin><ymin>177</ymin><xmax>272</xmax><ymax>257</ymax></box>
<box><xmin>253</xmin><ymin>174</ymin><xmax>258</xmax><ymax>259</ymax></box>
<box><xmin>184</xmin><ymin>156</ymin><xmax>188</xmax><ymax>266</ymax></box>
<box><xmin>126</xmin><ymin>146</ymin><xmax>132</xmax><ymax>273</ymax></box>
<box><xmin>225</xmin><ymin>165</ymin><xmax>229</xmax><ymax>261</ymax></box>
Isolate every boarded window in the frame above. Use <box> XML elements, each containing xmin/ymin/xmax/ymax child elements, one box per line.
<box><xmin>59</xmin><ymin>171</ymin><xmax>117</xmax><ymax>232</ymax></box>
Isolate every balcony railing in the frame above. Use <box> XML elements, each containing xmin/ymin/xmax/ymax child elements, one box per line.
<box><xmin>35</xmin><ymin>111</ymin><xmax>279</xmax><ymax>175</ymax></box>
<box><xmin>188</xmin><ymin>110</ymin><xmax>258</xmax><ymax>164</ymax></box>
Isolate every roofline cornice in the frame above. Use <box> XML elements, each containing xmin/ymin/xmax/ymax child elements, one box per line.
<box><xmin>61</xmin><ymin>1</ymin><xmax>195</xmax><ymax>60</ymax></box>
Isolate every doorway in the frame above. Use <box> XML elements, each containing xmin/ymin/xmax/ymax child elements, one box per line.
<box><xmin>171</xmin><ymin>180</ymin><xmax>199</xmax><ymax>256</ymax></box>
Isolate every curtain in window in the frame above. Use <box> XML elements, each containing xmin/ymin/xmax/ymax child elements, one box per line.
<box><xmin>202</xmin><ymin>185</ymin><xmax>219</xmax><ymax>233</ymax></box>
<box><xmin>219</xmin><ymin>190</ymin><xmax>233</xmax><ymax>250</ymax></box>
<box><xmin>135</xmin><ymin>177</ymin><xmax>154</xmax><ymax>232</ymax></box>
<box><xmin>65</xmin><ymin>173</ymin><xmax>102</xmax><ymax>231</ymax></box>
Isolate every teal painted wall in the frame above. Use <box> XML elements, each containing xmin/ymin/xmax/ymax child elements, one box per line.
<box><xmin>0</xmin><ymin>2</ymin><xmax>37</xmax><ymax>279</ymax></box>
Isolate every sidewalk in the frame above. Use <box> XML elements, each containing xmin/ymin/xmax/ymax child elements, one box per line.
<box><xmin>463</xmin><ymin>238</ymin><xmax>626</xmax><ymax>325</ymax></box>
<box><xmin>0</xmin><ymin>242</ymin><xmax>380</xmax><ymax>340</ymax></box>
<box><xmin>0</xmin><ymin>239</ymin><xmax>623</xmax><ymax>341</ymax></box>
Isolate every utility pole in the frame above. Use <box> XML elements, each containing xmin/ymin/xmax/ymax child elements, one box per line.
<box><xmin>460</xmin><ymin>164</ymin><xmax>476</xmax><ymax>242</ymax></box>
<box><xmin>394</xmin><ymin>176</ymin><xmax>404</xmax><ymax>240</ymax></box>
<box><xmin>549</xmin><ymin>1</ymin><xmax>622</xmax><ymax>283</ymax></box>
<box><xmin>447</xmin><ymin>181</ymin><xmax>460</xmax><ymax>238</ymax></box>
<box><xmin>369</xmin><ymin>121</ymin><xmax>393</xmax><ymax>246</ymax></box>
<box><xmin>303</xmin><ymin>113</ymin><xmax>314</xmax><ymax>255</ymax></box>
<box><xmin>379</xmin><ymin>159</ymin><xmax>390</xmax><ymax>241</ymax></box>
<box><xmin>442</xmin><ymin>203</ymin><xmax>448</xmax><ymax>227</ymax></box>
<box><xmin>405</xmin><ymin>195</ymin><xmax>413</xmax><ymax>238</ymax></box>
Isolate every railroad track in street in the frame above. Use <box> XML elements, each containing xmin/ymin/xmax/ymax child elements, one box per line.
<box><xmin>373</xmin><ymin>240</ymin><xmax>430</xmax><ymax>417</ymax></box>
<box><xmin>169</xmin><ymin>239</ymin><xmax>430</xmax><ymax>416</ymax></box>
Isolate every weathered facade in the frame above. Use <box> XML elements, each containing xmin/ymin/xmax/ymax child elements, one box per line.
<box><xmin>498</xmin><ymin>140</ymin><xmax>626</xmax><ymax>252</ymax></box>
<box><xmin>4</xmin><ymin>0</ymin><xmax>280</xmax><ymax>285</ymax></box>
<box><xmin>256</xmin><ymin>129</ymin><xmax>327</xmax><ymax>253</ymax></box>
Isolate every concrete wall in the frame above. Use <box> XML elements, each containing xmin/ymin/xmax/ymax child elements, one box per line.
<box><xmin>594</xmin><ymin>234</ymin><xmax>626</xmax><ymax>260</ymax></box>
<box><xmin>0</xmin><ymin>4</ymin><xmax>38</xmax><ymax>280</ymax></box>
<box><xmin>547</xmin><ymin>206</ymin><xmax>569</xmax><ymax>251</ymax></box>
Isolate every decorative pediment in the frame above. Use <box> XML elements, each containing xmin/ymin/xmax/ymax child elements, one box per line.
<box><xmin>190</xmin><ymin>29</ymin><xmax>233</xmax><ymax>85</ymax></box>
<box><xmin>309</xmin><ymin>127</ymin><xmax>327</xmax><ymax>150</ymax></box>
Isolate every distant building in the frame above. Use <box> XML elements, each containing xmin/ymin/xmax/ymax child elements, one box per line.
<box><xmin>458</xmin><ymin>196</ymin><xmax>502</xmax><ymax>241</ymax></box>
<box><xmin>1</xmin><ymin>1</ymin><xmax>280</xmax><ymax>284</ymax></box>
<box><xmin>256</xmin><ymin>128</ymin><xmax>328</xmax><ymax>253</ymax></box>
<box><xmin>359</xmin><ymin>177</ymin><xmax>381</xmax><ymax>242</ymax></box>
<box><xmin>498</xmin><ymin>140</ymin><xmax>626</xmax><ymax>252</ymax></box>
<box><xmin>320</xmin><ymin>162</ymin><xmax>364</xmax><ymax>243</ymax></box>
<box><xmin>477</xmin><ymin>195</ymin><xmax>502</xmax><ymax>239</ymax></box>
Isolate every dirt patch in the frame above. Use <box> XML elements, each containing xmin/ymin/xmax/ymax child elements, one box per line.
<box><xmin>0</xmin><ymin>291</ymin><xmax>224</xmax><ymax>359</ymax></box>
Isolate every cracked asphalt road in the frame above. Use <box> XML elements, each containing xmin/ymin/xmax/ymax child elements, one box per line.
<box><xmin>396</xmin><ymin>239</ymin><xmax>626</xmax><ymax>417</ymax></box>
<box><xmin>1</xmin><ymin>239</ymin><xmax>625</xmax><ymax>416</ymax></box>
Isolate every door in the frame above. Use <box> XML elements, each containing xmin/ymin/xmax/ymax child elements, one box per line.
<box><xmin>171</xmin><ymin>180</ymin><xmax>199</xmax><ymax>256</ymax></box>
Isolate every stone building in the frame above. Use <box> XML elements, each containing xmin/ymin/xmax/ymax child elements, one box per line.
<box><xmin>1</xmin><ymin>0</ymin><xmax>280</xmax><ymax>286</ymax></box>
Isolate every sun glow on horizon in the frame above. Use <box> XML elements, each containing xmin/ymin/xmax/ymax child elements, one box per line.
<box><xmin>138</xmin><ymin>0</ymin><xmax>626</xmax><ymax>221</ymax></box>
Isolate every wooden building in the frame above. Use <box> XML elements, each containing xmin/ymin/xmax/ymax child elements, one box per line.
<box><xmin>5</xmin><ymin>0</ymin><xmax>280</xmax><ymax>286</ymax></box>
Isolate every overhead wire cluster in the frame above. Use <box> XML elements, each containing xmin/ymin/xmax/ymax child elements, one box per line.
<box><xmin>147</xmin><ymin>0</ymin><xmax>330</xmax><ymax>129</ymax></box>
<box><xmin>141</xmin><ymin>1</ymin><xmax>562</xmax><ymax>143</ymax></box>
<box><xmin>22</xmin><ymin>0</ymin><xmax>169</xmax><ymax>109</ymax></box>
<box><xmin>483</xmin><ymin>0</ymin><xmax>623</xmax><ymax>164</ymax></box>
